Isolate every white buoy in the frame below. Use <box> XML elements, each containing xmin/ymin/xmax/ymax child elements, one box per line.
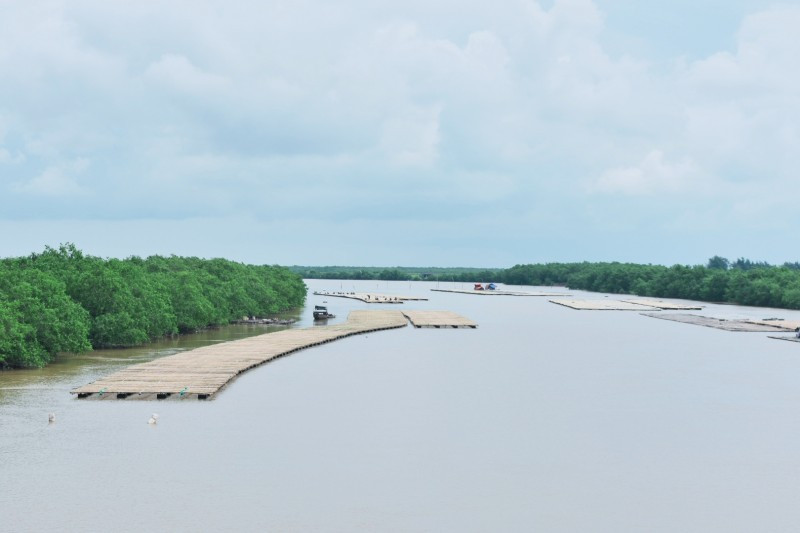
<box><xmin>148</xmin><ymin>413</ymin><xmax>158</xmax><ymax>424</ymax></box>
<box><xmin>48</xmin><ymin>413</ymin><xmax>55</xmax><ymax>423</ymax></box>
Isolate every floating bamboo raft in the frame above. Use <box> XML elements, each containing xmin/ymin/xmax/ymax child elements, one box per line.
<box><xmin>549</xmin><ymin>299</ymin><xmax>660</xmax><ymax>311</ymax></box>
<box><xmin>769</xmin><ymin>336</ymin><xmax>800</xmax><ymax>343</ymax></box>
<box><xmin>431</xmin><ymin>289</ymin><xmax>570</xmax><ymax>297</ymax></box>
<box><xmin>313</xmin><ymin>291</ymin><xmax>428</xmax><ymax>304</ymax></box>
<box><xmin>72</xmin><ymin>309</ymin><xmax>477</xmax><ymax>400</ymax></box>
<box><xmin>402</xmin><ymin>310</ymin><xmax>477</xmax><ymax>328</ymax></box>
<box><xmin>746</xmin><ymin>319</ymin><xmax>800</xmax><ymax>331</ymax></box>
<box><xmin>641</xmin><ymin>313</ymin><xmax>794</xmax><ymax>332</ymax></box>
<box><xmin>621</xmin><ymin>299</ymin><xmax>703</xmax><ymax>310</ymax></box>
<box><xmin>72</xmin><ymin>310</ymin><xmax>409</xmax><ymax>400</ymax></box>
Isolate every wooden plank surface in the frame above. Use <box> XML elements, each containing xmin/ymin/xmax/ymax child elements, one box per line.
<box><xmin>72</xmin><ymin>310</ymin><xmax>408</xmax><ymax>399</ymax></box>
<box><xmin>549</xmin><ymin>299</ymin><xmax>659</xmax><ymax>311</ymax></box>
<box><xmin>746</xmin><ymin>319</ymin><xmax>800</xmax><ymax>331</ymax></box>
<box><xmin>621</xmin><ymin>299</ymin><xmax>703</xmax><ymax>310</ymax></box>
<box><xmin>769</xmin><ymin>336</ymin><xmax>800</xmax><ymax>343</ymax></box>
<box><xmin>641</xmin><ymin>313</ymin><xmax>791</xmax><ymax>332</ymax></box>
<box><xmin>402</xmin><ymin>310</ymin><xmax>477</xmax><ymax>328</ymax></box>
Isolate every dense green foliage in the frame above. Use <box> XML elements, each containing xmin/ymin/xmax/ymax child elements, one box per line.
<box><xmin>0</xmin><ymin>245</ymin><xmax>306</xmax><ymax>369</ymax></box>
<box><xmin>500</xmin><ymin>258</ymin><xmax>800</xmax><ymax>310</ymax></box>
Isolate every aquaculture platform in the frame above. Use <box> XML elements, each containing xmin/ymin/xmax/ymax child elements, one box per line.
<box><xmin>402</xmin><ymin>310</ymin><xmax>477</xmax><ymax>328</ymax></box>
<box><xmin>769</xmin><ymin>336</ymin><xmax>800</xmax><ymax>343</ymax></box>
<box><xmin>72</xmin><ymin>310</ymin><xmax>409</xmax><ymax>400</ymax></box>
<box><xmin>314</xmin><ymin>291</ymin><xmax>427</xmax><ymax>303</ymax></box>
<box><xmin>71</xmin><ymin>308</ymin><xmax>478</xmax><ymax>400</ymax></box>
<box><xmin>431</xmin><ymin>289</ymin><xmax>570</xmax><ymax>297</ymax></box>
<box><xmin>641</xmin><ymin>313</ymin><xmax>795</xmax><ymax>332</ymax></box>
<box><xmin>549</xmin><ymin>299</ymin><xmax>660</xmax><ymax>311</ymax></box>
<box><xmin>746</xmin><ymin>319</ymin><xmax>800</xmax><ymax>331</ymax></box>
<box><xmin>621</xmin><ymin>299</ymin><xmax>703</xmax><ymax>310</ymax></box>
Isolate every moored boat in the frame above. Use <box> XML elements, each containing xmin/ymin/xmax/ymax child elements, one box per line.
<box><xmin>313</xmin><ymin>305</ymin><xmax>335</xmax><ymax>320</ymax></box>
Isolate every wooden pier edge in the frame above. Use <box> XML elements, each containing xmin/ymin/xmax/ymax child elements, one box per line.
<box><xmin>71</xmin><ymin>310</ymin><xmax>409</xmax><ymax>401</ymax></box>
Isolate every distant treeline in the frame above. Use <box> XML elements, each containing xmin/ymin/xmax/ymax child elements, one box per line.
<box><xmin>502</xmin><ymin>258</ymin><xmax>800</xmax><ymax>309</ymax></box>
<box><xmin>290</xmin><ymin>266</ymin><xmax>501</xmax><ymax>281</ymax></box>
<box><xmin>295</xmin><ymin>257</ymin><xmax>800</xmax><ymax>310</ymax></box>
<box><xmin>0</xmin><ymin>245</ymin><xmax>306</xmax><ymax>369</ymax></box>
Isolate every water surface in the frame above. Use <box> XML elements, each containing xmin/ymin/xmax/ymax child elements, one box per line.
<box><xmin>3</xmin><ymin>280</ymin><xmax>800</xmax><ymax>532</ymax></box>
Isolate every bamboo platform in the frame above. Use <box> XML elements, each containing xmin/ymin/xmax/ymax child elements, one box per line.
<box><xmin>769</xmin><ymin>336</ymin><xmax>800</xmax><ymax>343</ymax></box>
<box><xmin>71</xmin><ymin>310</ymin><xmax>409</xmax><ymax>400</ymax></box>
<box><xmin>641</xmin><ymin>313</ymin><xmax>793</xmax><ymax>332</ymax></box>
<box><xmin>313</xmin><ymin>291</ymin><xmax>428</xmax><ymax>303</ymax></box>
<box><xmin>402</xmin><ymin>310</ymin><xmax>477</xmax><ymax>328</ymax></box>
<box><xmin>549</xmin><ymin>299</ymin><xmax>660</xmax><ymax>311</ymax></box>
<box><xmin>431</xmin><ymin>289</ymin><xmax>570</xmax><ymax>297</ymax></box>
<box><xmin>745</xmin><ymin>319</ymin><xmax>800</xmax><ymax>331</ymax></box>
<box><xmin>621</xmin><ymin>299</ymin><xmax>703</xmax><ymax>310</ymax></box>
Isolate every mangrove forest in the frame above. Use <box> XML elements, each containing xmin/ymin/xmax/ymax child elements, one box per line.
<box><xmin>0</xmin><ymin>244</ymin><xmax>306</xmax><ymax>369</ymax></box>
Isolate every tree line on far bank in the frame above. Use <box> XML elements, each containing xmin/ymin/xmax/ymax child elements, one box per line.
<box><xmin>0</xmin><ymin>245</ymin><xmax>306</xmax><ymax>369</ymax></box>
<box><xmin>294</xmin><ymin>257</ymin><xmax>800</xmax><ymax>311</ymax></box>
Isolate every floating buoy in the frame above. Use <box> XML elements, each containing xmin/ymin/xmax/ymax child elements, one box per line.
<box><xmin>148</xmin><ymin>413</ymin><xmax>159</xmax><ymax>424</ymax></box>
<box><xmin>48</xmin><ymin>413</ymin><xmax>55</xmax><ymax>423</ymax></box>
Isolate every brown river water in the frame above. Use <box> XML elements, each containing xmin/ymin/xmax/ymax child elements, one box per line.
<box><xmin>3</xmin><ymin>279</ymin><xmax>800</xmax><ymax>532</ymax></box>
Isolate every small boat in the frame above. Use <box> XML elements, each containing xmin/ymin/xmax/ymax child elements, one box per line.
<box><xmin>313</xmin><ymin>305</ymin><xmax>335</xmax><ymax>320</ymax></box>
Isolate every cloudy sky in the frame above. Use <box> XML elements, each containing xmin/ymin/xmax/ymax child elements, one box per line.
<box><xmin>1</xmin><ymin>0</ymin><xmax>797</xmax><ymax>267</ymax></box>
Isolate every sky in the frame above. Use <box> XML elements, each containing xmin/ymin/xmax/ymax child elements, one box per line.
<box><xmin>0</xmin><ymin>0</ymin><xmax>797</xmax><ymax>267</ymax></box>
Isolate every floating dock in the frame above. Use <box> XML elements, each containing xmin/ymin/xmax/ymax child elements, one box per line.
<box><xmin>769</xmin><ymin>336</ymin><xmax>800</xmax><ymax>343</ymax></box>
<box><xmin>745</xmin><ymin>319</ymin><xmax>800</xmax><ymax>331</ymax></box>
<box><xmin>641</xmin><ymin>313</ymin><xmax>794</xmax><ymax>332</ymax></box>
<box><xmin>72</xmin><ymin>310</ymin><xmax>409</xmax><ymax>400</ymax></box>
<box><xmin>313</xmin><ymin>291</ymin><xmax>427</xmax><ymax>303</ymax></box>
<box><xmin>431</xmin><ymin>289</ymin><xmax>570</xmax><ymax>297</ymax></box>
<box><xmin>402</xmin><ymin>310</ymin><xmax>477</xmax><ymax>328</ymax></box>
<box><xmin>549</xmin><ymin>299</ymin><xmax>660</xmax><ymax>311</ymax></box>
<box><xmin>621</xmin><ymin>299</ymin><xmax>703</xmax><ymax>310</ymax></box>
<box><xmin>71</xmin><ymin>309</ymin><xmax>476</xmax><ymax>400</ymax></box>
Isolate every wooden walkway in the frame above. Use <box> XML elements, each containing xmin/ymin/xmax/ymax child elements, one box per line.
<box><xmin>641</xmin><ymin>313</ymin><xmax>794</xmax><ymax>332</ymax></box>
<box><xmin>746</xmin><ymin>319</ymin><xmax>800</xmax><ymax>331</ymax></box>
<box><xmin>549</xmin><ymin>299</ymin><xmax>660</xmax><ymax>311</ymax></box>
<box><xmin>402</xmin><ymin>310</ymin><xmax>477</xmax><ymax>328</ymax></box>
<box><xmin>621</xmin><ymin>299</ymin><xmax>703</xmax><ymax>310</ymax></box>
<box><xmin>313</xmin><ymin>291</ymin><xmax>428</xmax><ymax>303</ymax></box>
<box><xmin>770</xmin><ymin>336</ymin><xmax>800</xmax><ymax>343</ymax></box>
<box><xmin>71</xmin><ymin>310</ymin><xmax>409</xmax><ymax>400</ymax></box>
<box><xmin>431</xmin><ymin>288</ymin><xmax>570</xmax><ymax>297</ymax></box>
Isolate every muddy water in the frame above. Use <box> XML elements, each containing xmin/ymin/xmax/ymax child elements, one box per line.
<box><xmin>3</xmin><ymin>280</ymin><xmax>800</xmax><ymax>532</ymax></box>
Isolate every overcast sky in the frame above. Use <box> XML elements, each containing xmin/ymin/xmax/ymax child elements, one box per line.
<box><xmin>1</xmin><ymin>0</ymin><xmax>797</xmax><ymax>267</ymax></box>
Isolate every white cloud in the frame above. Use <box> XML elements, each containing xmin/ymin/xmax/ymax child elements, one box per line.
<box><xmin>0</xmin><ymin>148</ymin><xmax>25</xmax><ymax>165</ymax></box>
<box><xmin>14</xmin><ymin>159</ymin><xmax>90</xmax><ymax>196</ymax></box>
<box><xmin>592</xmin><ymin>150</ymin><xmax>701</xmax><ymax>196</ymax></box>
<box><xmin>145</xmin><ymin>54</ymin><xmax>231</xmax><ymax>96</ymax></box>
<box><xmin>0</xmin><ymin>1</ymin><xmax>799</xmax><ymax>264</ymax></box>
<box><xmin>380</xmin><ymin>105</ymin><xmax>441</xmax><ymax>166</ymax></box>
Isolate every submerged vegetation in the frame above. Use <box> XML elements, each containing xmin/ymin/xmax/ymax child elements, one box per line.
<box><xmin>0</xmin><ymin>245</ymin><xmax>306</xmax><ymax>369</ymax></box>
<box><xmin>296</xmin><ymin>257</ymin><xmax>800</xmax><ymax>311</ymax></box>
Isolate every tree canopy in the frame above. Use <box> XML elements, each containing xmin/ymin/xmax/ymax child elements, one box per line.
<box><xmin>0</xmin><ymin>245</ymin><xmax>306</xmax><ymax>368</ymax></box>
